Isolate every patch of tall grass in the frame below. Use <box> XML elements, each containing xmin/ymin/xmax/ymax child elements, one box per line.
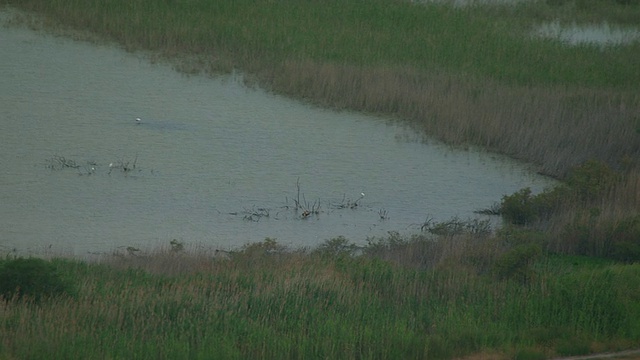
<box><xmin>267</xmin><ymin>62</ymin><xmax>640</xmax><ymax>178</ymax></box>
<box><xmin>1</xmin><ymin>237</ymin><xmax>638</xmax><ymax>359</ymax></box>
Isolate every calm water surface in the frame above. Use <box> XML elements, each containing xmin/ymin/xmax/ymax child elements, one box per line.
<box><xmin>534</xmin><ymin>21</ymin><xmax>640</xmax><ymax>46</ymax></box>
<box><xmin>0</xmin><ymin>17</ymin><xmax>555</xmax><ymax>257</ymax></box>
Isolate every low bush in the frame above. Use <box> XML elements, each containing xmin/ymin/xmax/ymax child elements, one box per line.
<box><xmin>500</xmin><ymin>187</ymin><xmax>540</xmax><ymax>225</ymax></box>
<box><xmin>608</xmin><ymin>215</ymin><xmax>640</xmax><ymax>262</ymax></box>
<box><xmin>313</xmin><ymin>236</ymin><xmax>359</xmax><ymax>258</ymax></box>
<box><xmin>0</xmin><ymin>257</ymin><xmax>74</xmax><ymax>302</ymax></box>
<box><xmin>501</xmin><ymin>160</ymin><xmax>621</xmax><ymax>226</ymax></box>
<box><xmin>492</xmin><ymin>243</ymin><xmax>543</xmax><ymax>282</ymax></box>
<box><xmin>566</xmin><ymin>160</ymin><xmax>619</xmax><ymax>202</ymax></box>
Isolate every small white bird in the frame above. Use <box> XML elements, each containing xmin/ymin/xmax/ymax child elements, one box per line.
<box><xmin>135</xmin><ymin>117</ymin><xmax>142</xmax><ymax>124</ymax></box>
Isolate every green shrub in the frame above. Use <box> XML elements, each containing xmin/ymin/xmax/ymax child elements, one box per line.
<box><xmin>492</xmin><ymin>243</ymin><xmax>542</xmax><ymax>282</ymax></box>
<box><xmin>241</xmin><ymin>237</ymin><xmax>283</xmax><ymax>254</ymax></box>
<box><xmin>496</xmin><ymin>226</ymin><xmax>548</xmax><ymax>247</ymax></box>
<box><xmin>608</xmin><ymin>215</ymin><xmax>640</xmax><ymax>262</ymax></box>
<box><xmin>560</xmin><ymin>213</ymin><xmax>640</xmax><ymax>261</ymax></box>
<box><xmin>566</xmin><ymin>160</ymin><xmax>618</xmax><ymax>202</ymax></box>
<box><xmin>501</xmin><ymin>160</ymin><xmax>621</xmax><ymax>227</ymax></box>
<box><xmin>0</xmin><ymin>257</ymin><xmax>73</xmax><ymax>302</ymax></box>
<box><xmin>559</xmin><ymin>208</ymin><xmax>603</xmax><ymax>256</ymax></box>
<box><xmin>500</xmin><ymin>188</ymin><xmax>539</xmax><ymax>225</ymax></box>
<box><xmin>313</xmin><ymin>236</ymin><xmax>359</xmax><ymax>258</ymax></box>
<box><xmin>499</xmin><ymin>185</ymin><xmax>570</xmax><ymax>225</ymax></box>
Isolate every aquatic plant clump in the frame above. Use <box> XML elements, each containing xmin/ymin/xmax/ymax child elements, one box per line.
<box><xmin>0</xmin><ymin>257</ymin><xmax>75</xmax><ymax>302</ymax></box>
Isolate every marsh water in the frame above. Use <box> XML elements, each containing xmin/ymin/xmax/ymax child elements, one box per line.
<box><xmin>534</xmin><ymin>21</ymin><xmax>640</xmax><ymax>46</ymax></box>
<box><xmin>0</xmin><ymin>16</ymin><xmax>555</xmax><ymax>258</ymax></box>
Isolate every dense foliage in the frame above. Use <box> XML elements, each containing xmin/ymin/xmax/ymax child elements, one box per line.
<box><xmin>0</xmin><ymin>257</ymin><xmax>75</xmax><ymax>301</ymax></box>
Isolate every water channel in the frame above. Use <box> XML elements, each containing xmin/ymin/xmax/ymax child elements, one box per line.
<box><xmin>0</xmin><ymin>13</ymin><xmax>555</xmax><ymax>258</ymax></box>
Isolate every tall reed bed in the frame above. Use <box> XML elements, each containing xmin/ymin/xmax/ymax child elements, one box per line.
<box><xmin>266</xmin><ymin>61</ymin><xmax>640</xmax><ymax>178</ymax></box>
<box><xmin>1</xmin><ymin>245</ymin><xmax>639</xmax><ymax>359</ymax></box>
<box><xmin>543</xmin><ymin>167</ymin><xmax>640</xmax><ymax>257</ymax></box>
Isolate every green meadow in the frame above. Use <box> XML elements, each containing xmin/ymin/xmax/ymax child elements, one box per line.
<box><xmin>1</xmin><ymin>0</ymin><xmax>640</xmax><ymax>358</ymax></box>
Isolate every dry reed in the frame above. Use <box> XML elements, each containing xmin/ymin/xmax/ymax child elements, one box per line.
<box><xmin>263</xmin><ymin>60</ymin><xmax>640</xmax><ymax>178</ymax></box>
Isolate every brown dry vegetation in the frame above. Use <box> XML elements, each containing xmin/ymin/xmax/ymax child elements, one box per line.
<box><xmin>259</xmin><ymin>60</ymin><xmax>640</xmax><ymax>179</ymax></box>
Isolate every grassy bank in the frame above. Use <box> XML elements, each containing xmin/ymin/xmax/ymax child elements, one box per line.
<box><xmin>1</xmin><ymin>237</ymin><xmax>639</xmax><ymax>359</ymax></box>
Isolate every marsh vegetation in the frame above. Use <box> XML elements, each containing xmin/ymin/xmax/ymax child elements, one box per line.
<box><xmin>1</xmin><ymin>0</ymin><xmax>640</xmax><ymax>357</ymax></box>
<box><xmin>1</xmin><ymin>236</ymin><xmax>639</xmax><ymax>359</ymax></box>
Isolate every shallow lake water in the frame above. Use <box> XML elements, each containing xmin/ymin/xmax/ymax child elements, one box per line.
<box><xmin>534</xmin><ymin>21</ymin><xmax>640</xmax><ymax>46</ymax></box>
<box><xmin>0</xmin><ymin>14</ymin><xmax>555</xmax><ymax>258</ymax></box>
